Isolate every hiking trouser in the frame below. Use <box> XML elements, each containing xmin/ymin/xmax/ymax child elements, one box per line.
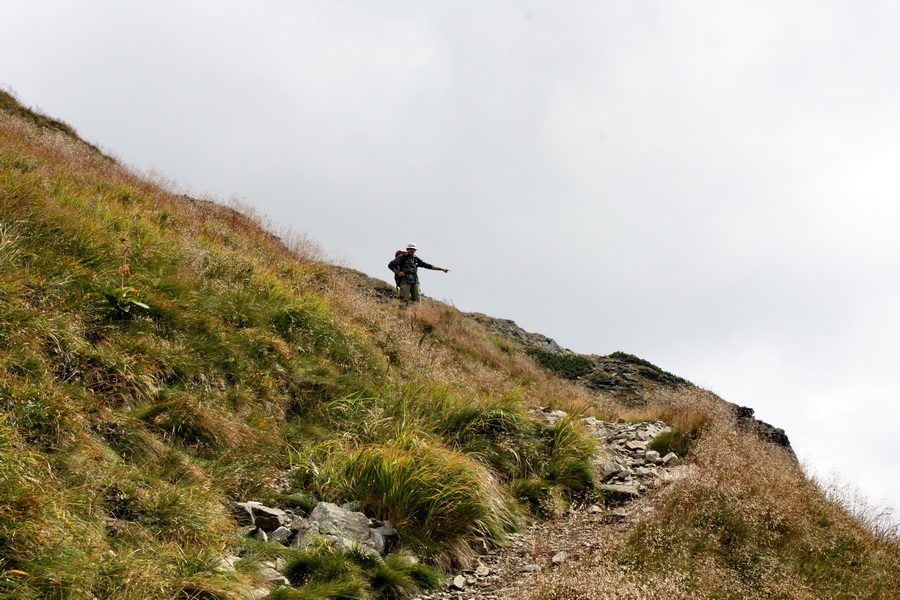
<box><xmin>399</xmin><ymin>283</ymin><xmax>421</xmax><ymax>303</ymax></box>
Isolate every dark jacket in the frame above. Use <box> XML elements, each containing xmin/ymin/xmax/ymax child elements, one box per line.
<box><xmin>388</xmin><ymin>253</ymin><xmax>434</xmax><ymax>285</ymax></box>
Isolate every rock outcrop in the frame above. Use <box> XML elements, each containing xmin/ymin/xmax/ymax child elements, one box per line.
<box><xmin>732</xmin><ymin>404</ymin><xmax>793</xmax><ymax>450</ymax></box>
<box><xmin>465</xmin><ymin>312</ymin><xmax>567</xmax><ymax>355</ymax></box>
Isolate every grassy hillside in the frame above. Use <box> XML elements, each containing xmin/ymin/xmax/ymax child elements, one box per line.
<box><xmin>1</xmin><ymin>92</ymin><xmax>898</xmax><ymax>599</ymax></box>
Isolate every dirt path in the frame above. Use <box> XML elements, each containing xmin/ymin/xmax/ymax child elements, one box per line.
<box><xmin>413</xmin><ymin>493</ymin><xmax>662</xmax><ymax>600</ymax></box>
<box><xmin>411</xmin><ymin>416</ymin><xmax>686</xmax><ymax>600</ymax></box>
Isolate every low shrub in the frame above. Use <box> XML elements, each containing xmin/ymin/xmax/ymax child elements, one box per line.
<box><xmin>526</xmin><ymin>348</ymin><xmax>593</xmax><ymax>380</ymax></box>
<box><xmin>609</xmin><ymin>351</ymin><xmax>687</xmax><ymax>384</ymax></box>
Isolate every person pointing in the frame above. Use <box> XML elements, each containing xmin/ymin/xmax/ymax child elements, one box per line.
<box><xmin>388</xmin><ymin>242</ymin><xmax>449</xmax><ymax>306</ymax></box>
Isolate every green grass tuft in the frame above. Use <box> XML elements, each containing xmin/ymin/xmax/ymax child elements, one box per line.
<box><xmin>295</xmin><ymin>433</ymin><xmax>519</xmax><ymax>561</ymax></box>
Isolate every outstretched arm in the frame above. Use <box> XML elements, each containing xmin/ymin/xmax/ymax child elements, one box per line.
<box><xmin>430</xmin><ymin>266</ymin><xmax>450</xmax><ymax>273</ymax></box>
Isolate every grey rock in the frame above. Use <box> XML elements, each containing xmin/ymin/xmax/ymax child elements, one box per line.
<box><xmin>248</xmin><ymin>587</ymin><xmax>270</xmax><ymax>600</ymax></box>
<box><xmin>233</xmin><ymin>502</ymin><xmax>289</xmax><ymax>531</ymax></box>
<box><xmin>288</xmin><ymin>516</ymin><xmax>309</xmax><ymax>532</ymax></box>
<box><xmin>467</xmin><ymin>313</ymin><xmax>567</xmax><ymax>355</ymax></box>
<box><xmin>258</xmin><ymin>567</ymin><xmax>290</xmax><ymax>587</ymax></box>
<box><xmin>369</xmin><ymin>528</ymin><xmax>387</xmax><ymax>554</ymax></box>
<box><xmin>216</xmin><ymin>555</ymin><xmax>239</xmax><ymax>572</ymax></box>
<box><xmin>593</xmin><ymin>454</ymin><xmax>623</xmax><ymax>481</ymax></box>
<box><xmin>662</xmin><ymin>452</ymin><xmax>680</xmax><ymax>466</ymax></box>
<box><xmin>300</xmin><ymin>501</ymin><xmax>381</xmax><ymax>554</ymax></box>
<box><xmin>269</xmin><ymin>526</ymin><xmax>292</xmax><ymax>544</ymax></box>
<box><xmin>225</xmin><ymin>501</ymin><xmax>256</xmax><ymax>526</ymax></box>
<box><xmin>250</xmin><ymin>527</ymin><xmax>268</xmax><ymax>543</ymax></box>
<box><xmin>520</xmin><ymin>564</ymin><xmax>542</xmax><ymax>573</ymax></box>
<box><xmin>451</xmin><ymin>574</ymin><xmax>467</xmax><ymax>590</ymax></box>
<box><xmin>602</xmin><ymin>509</ymin><xmax>628</xmax><ymax>524</ymax></box>
<box><xmin>471</xmin><ymin>538</ymin><xmax>491</xmax><ymax>556</ymax></box>
<box><xmin>551</xmin><ymin>551</ymin><xmax>568</xmax><ymax>565</ymax></box>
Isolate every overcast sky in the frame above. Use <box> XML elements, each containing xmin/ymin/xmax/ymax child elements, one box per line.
<box><xmin>3</xmin><ymin>1</ymin><xmax>899</xmax><ymax>524</ymax></box>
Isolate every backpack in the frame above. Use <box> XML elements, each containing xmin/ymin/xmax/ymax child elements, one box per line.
<box><xmin>391</xmin><ymin>250</ymin><xmax>408</xmax><ymax>287</ymax></box>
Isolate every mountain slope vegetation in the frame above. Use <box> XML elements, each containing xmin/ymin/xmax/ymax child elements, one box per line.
<box><xmin>1</xmin><ymin>92</ymin><xmax>898</xmax><ymax>599</ymax></box>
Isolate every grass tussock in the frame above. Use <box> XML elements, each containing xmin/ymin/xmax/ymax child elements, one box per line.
<box><xmin>291</xmin><ymin>431</ymin><xmax>519</xmax><ymax>564</ymax></box>
<box><xmin>274</xmin><ymin>546</ymin><xmax>442</xmax><ymax>600</ymax></box>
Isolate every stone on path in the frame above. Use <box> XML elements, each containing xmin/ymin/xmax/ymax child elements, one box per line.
<box><xmin>599</xmin><ymin>484</ymin><xmax>641</xmax><ymax>499</ymax></box>
<box><xmin>662</xmin><ymin>452</ymin><xmax>680</xmax><ymax>466</ymax></box>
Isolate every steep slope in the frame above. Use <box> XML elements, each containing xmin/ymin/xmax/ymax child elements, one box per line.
<box><xmin>1</xmin><ymin>93</ymin><xmax>897</xmax><ymax>600</ymax></box>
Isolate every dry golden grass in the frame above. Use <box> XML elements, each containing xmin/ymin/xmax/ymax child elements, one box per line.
<box><xmin>331</xmin><ymin>291</ymin><xmax>606</xmax><ymax>418</ymax></box>
<box><xmin>533</xmin><ymin>387</ymin><xmax>900</xmax><ymax>599</ymax></box>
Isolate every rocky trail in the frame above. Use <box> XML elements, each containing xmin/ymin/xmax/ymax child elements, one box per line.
<box><xmin>228</xmin><ymin>413</ymin><xmax>686</xmax><ymax>599</ymax></box>
<box><xmin>421</xmin><ymin>496</ymin><xmax>661</xmax><ymax>600</ymax></box>
<box><xmin>416</xmin><ymin>413</ymin><xmax>687</xmax><ymax>600</ymax></box>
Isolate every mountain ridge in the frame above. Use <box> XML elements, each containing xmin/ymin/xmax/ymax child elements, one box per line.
<box><xmin>1</xmin><ymin>90</ymin><xmax>897</xmax><ymax>600</ymax></box>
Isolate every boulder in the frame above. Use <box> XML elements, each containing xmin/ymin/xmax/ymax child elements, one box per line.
<box><xmin>662</xmin><ymin>452</ymin><xmax>680</xmax><ymax>466</ymax></box>
<box><xmin>250</xmin><ymin>505</ymin><xmax>290</xmax><ymax>531</ymax></box>
<box><xmin>269</xmin><ymin>526</ymin><xmax>292</xmax><ymax>544</ymax></box>
<box><xmin>258</xmin><ymin>566</ymin><xmax>290</xmax><ymax>587</ymax></box>
<box><xmin>299</xmin><ymin>502</ymin><xmax>380</xmax><ymax>554</ymax></box>
<box><xmin>227</xmin><ymin>501</ymin><xmax>290</xmax><ymax>531</ymax></box>
<box><xmin>593</xmin><ymin>453</ymin><xmax>624</xmax><ymax>481</ymax></box>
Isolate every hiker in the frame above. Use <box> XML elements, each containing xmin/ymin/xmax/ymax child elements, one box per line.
<box><xmin>388</xmin><ymin>243</ymin><xmax>449</xmax><ymax>305</ymax></box>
